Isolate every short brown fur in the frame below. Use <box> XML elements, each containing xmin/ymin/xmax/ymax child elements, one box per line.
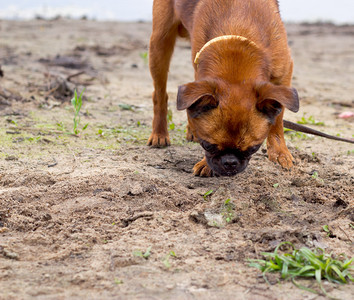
<box><xmin>148</xmin><ymin>0</ymin><xmax>299</xmax><ymax>176</ymax></box>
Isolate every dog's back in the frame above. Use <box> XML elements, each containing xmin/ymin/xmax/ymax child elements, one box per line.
<box><xmin>175</xmin><ymin>0</ymin><xmax>282</xmax><ymax>42</ymax></box>
<box><xmin>174</xmin><ymin>0</ymin><xmax>290</xmax><ymax>84</ymax></box>
<box><xmin>203</xmin><ymin>0</ymin><xmax>281</xmax><ymax>41</ymax></box>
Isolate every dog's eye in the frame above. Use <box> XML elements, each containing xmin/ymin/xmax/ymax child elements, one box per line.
<box><xmin>188</xmin><ymin>95</ymin><xmax>218</xmax><ymax>118</ymax></box>
<box><xmin>244</xmin><ymin>144</ymin><xmax>262</xmax><ymax>156</ymax></box>
<box><xmin>200</xmin><ymin>140</ymin><xmax>218</xmax><ymax>153</ymax></box>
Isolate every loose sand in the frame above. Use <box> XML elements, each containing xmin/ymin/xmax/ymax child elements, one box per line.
<box><xmin>0</xmin><ymin>19</ymin><xmax>353</xmax><ymax>299</ymax></box>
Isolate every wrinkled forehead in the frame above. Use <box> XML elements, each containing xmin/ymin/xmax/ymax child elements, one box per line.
<box><xmin>197</xmin><ymin>105</ymin><xmax>269</xmax><ymax>151</ymax></box>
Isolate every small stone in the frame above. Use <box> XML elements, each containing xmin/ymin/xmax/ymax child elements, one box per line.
<box><xmin>128</xmin><ymin>183</ymin><xmax>144</xmax><ymax>195</ymax></box>
<box><xmin>71</xmin><ymin>273</ymin><xmax>85</xmax><ymax>284</ymax></box>
<box><xmin>0</xmin><ymin>227</ymin><xmax>9</xmax><ymax>233</ymax></box>
<box><xmin>3</xmin><ymin>248</ymin><xmax>19</xmax><ymax>260</ymax></box>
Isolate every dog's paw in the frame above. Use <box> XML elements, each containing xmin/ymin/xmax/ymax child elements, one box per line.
<box><xmin>267</xmin><ymin>146</ymin><xmax>294</xmax><ymax>169</ymax></box>
<box><xmin>193</xmin><ymin>158</ymin><xmax>214</xmax><ymax>177</ymax></box>
<box><xmin>147</xmin><ymin>133</ymin><xmax>171</xmax><ymax>147</ymax></box>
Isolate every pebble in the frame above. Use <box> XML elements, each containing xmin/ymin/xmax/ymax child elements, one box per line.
<box><xmin>3</xmin><ymin>248</ymin><xmax>19</xmax><ymax>260</ymax></box>
<box><xmin>0</xmin><ymin>227</ymin><xmax>9</xmax><ymax>233</ymax></box>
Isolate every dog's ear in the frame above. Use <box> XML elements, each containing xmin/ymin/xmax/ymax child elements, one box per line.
<box><xmin>177</xmin><ymin>81</ymin><xmax>218</xmax><ymax>116</ymax></box>
<box><xmin>256</xmin><ymin>82</ymin><xmax>299</xmax><ymax>121</ymax></box>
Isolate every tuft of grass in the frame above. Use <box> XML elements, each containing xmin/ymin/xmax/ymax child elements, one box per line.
<box><xmin>312</xmin><ymin>171</ymin><xmax>319</xmax><ymax>179</ymax></box>
<box><xmin>323</xmin><ymin>225</ymin><xmax>336</xmax><ymax>238</ymax></box>
<box><xmin>71</xmin><ymin>89</ymin><xmax>88</xmax><ymax>135</ymax></box>
<box><xmin>222</xmin><ymin>198</ymin><xmax>234</xmax><ymax>223</ymax></box>
<box><xmin>9</xmin><ymin>119</ymin><xmax>18</xmax><ymax>126</ymax></box>
<box><xmin>284</xmin><ymin>128</ymin><xmax>311</xmax><ymax>140</ymax></box>
<box><xmin>248</xmin><ymin>242</ymin><xmax>353</xmax><ymax>297</ymax></box>
<box><xmin>297</xmin><ymin>114</ymin><xmax>325</xmax><ymax>126</ymax></box>
<box><xmin>167</xmin><ymin>109</ymin><xmax>175</xmax><ymax>130</ymax></box>
<box><xmin>118</xmin><ymin>103</ymin><xmax>134</xmax><ymax>111</ymax></box>
<box><xmin>139</xmin><ymin>51</ymin><xmax>148</xmax><ymax>65</ymax></box>
<box><xmin>56</xmin><ymin>121</ymin><xmax>66</xmax><ymax>132</ymax></box>
<box><xmin>114</xmin><ymin>278</ymin><xmax>123</xmax><ymax>285</ymax></box>
<box><xmin>203</xmin><ymin>189</ymin><xmax>213</xmax><ymax>201</ymax></box>
<box><xmin>163</xmin><ymin>251</ymin><xmax>177</xmax><ymax>268</ymax></box>
<box><xmin>133</xmin><ymin>246</ymin><xmax>152</xmax><ymax>259</ymax></box>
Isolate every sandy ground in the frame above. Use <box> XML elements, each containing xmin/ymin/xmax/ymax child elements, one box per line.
<box><xmin>0</xmin><ymin>19</ymin><xmax>353</xmax><ymax>299</ymax></box>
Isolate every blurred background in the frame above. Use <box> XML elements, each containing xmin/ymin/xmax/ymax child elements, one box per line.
<box><xmin>0</xmin><ymin>0</ymin><xmax>353</xmax><ymax>24</ymax></box>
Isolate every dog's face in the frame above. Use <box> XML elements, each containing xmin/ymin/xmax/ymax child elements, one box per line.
<box><xmin>177</xmin><ymin>79</ymin><xmax>299</xmax><ymax>176</ymax></box>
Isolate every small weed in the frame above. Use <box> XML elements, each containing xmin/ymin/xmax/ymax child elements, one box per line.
<box><xmin>114</xmin><ymin>278</ymin><xmax>123</xmax><ymax>285</ymax></box>
<box><xmin>297</xmin><ymin>114</ymin><xmax>325</xmax><ymax>126</ymax></box>
<box><xmin>71</xmin><ymin>89</ymin><xmax>88</xmax><ymax>135</ymax></box>
<box><xmin>133</xmin><ymin>246</ymin><xmax>152</xmax><ymax>259</ymax></box>
<box><xmin>97</xmin><ymin>129</ymin><xmax>104</xmax><ymax>137</ymax></box>
<box><xmin>118</xmin><ymin>103</ymin><xmax>134</xmax><ymax>111</ymax></box>
<box><xmin>56</xmin><ymin>122</ymin><xmax>65</xmax><ymax>132</ymax></box>
<box><xmin>140</xmin><ymin>51</ymin><xmax>148</xmax><ymax>65</ymax></box>
<box><xmin>222</xmin><ymin>198</ymin><xmax>234</xmax><ymax>223</ymax></box>
<box><xmin>312</xmin><ymin>171</ymin><xmax>319</xmax><ymax>179</ymax></box>
<box><xmin>163</xmin><ymin>251</ymin><xmax>177</xmax><ymax>268</ymax></box>
<box><xmin>11</xmin><ymin>119</ymin><xmax>18</xmax><ymax>126</ymax></box>
<box><xmin>322</xmin><ymin>225</ymin><xmax>335</xmax><ymax>238</ymax></box>
<box><xmin>203</xmin><ymin>189</ymin><xmax>213</xmax><ymax>201</ymax></box>
<box><xmin>248</xmin><ymin>242</ymin><xmax>353</xmax><ymax>297</ymax></box>
<box><xmin>349</xmin><ymin>223</ymin><xmax>354</xmax><ymax>230</ymax></box>
<box><xmin>284</xmin><ymin>128</ymin><xmax>311</xmax><ymax>140</ymax></box>
<box><xmin>311</xmin><ymin>171</ymin><xmax>324</xmax><ymax>184</ymax></box>
<box><xmin>26</xmin><ymin>136</ymin><xmax>41</xmax><ymax>142</ymax></box>
<box><xmin>167</xmin><ymin>109</ymin><xmax>175</xmax><ymax>130</ymax></box>
<box><xmin>273</xmin><ymin>183</ymin><xmax>279</xmax><ymax>188</ymax></box>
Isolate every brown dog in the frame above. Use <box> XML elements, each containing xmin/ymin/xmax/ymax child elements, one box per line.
<box><xmin>148</xmin><ymin>0</ymin><xmax>299</xmax><ymax>176</ymax></box>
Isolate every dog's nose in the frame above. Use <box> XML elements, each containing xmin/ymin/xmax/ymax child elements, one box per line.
<box><xmin>221</xmin><ymin>155</ymin><xmax>239</xmax><ymax>169</ymax></box>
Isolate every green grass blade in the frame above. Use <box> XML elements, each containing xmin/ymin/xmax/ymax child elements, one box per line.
<box><xmin>315</xmin><ymin>268</ymin><xmax>322</xmax><ymax>284</ymax></box>
<box><xmin>72</xmin><ymin>89</ymin><xmax>78</xmax><ymax>106</ymax></box>
<box><xmin>262</xmin><ymin>266</ymin><xmax>273</xmax><ymax>285</ymax></box>
<box><xmin>330</xmin><ymin>265</ymin><xmax>347</xmax><ymax>283</ymax></box>
<box><xmin>261</xmin><ymin>252</ymin><xmax>276</xmax><ymax>258</ymax></box>
<box><xmin>342</xmin><ymin>258</ymin><xmax>353</xmax><ymax>269</ymax></box>
<box><xmin>143</xmin><ymin>246</ymin><xmax>152</xmax><ymax>259</ymax></box>
<box><xmin>281</xmin><ymin>255</ymin><xmax>304</xmax><ymax>268</ymax></box>
<box><xmin>281</xmin><ymin>262</ymin><xmax>289</xmax><ymax>279</ymax></box>
<box><xmin>292</xmin><ymin>278</ymin><xmax>319</xmax><ymax>295</ymax></box>
<box><xmin>299</xmin><ymin>247</ymin><xmax>325</xmax><ymax>269</ymax></box>
<box><xmin>291</xmin><ymin>265</ymin><xmax>316</xmax><ymax>277</ymax></box>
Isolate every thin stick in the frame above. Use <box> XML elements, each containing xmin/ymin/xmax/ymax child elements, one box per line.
<box><xmin>67</xmin><ymin>71</ymin><xmax>85</xmax><ymax>81</ymax></box>
<box><xmin>283</xmin><ymin>120</ymin><xmax>354</xmax><ymax>144</ymax></box>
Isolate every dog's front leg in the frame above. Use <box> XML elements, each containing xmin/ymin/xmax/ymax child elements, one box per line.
<box><xmin>267</xmin><ymin>62</ymin><xmax>296</xmax><ymax>169</ymax></box>
<box><xmin>267</xmin><ymin>109</ymin><xmax>294</xmax><ymax>169</ymax></box>
<box><xmin>147</xmin><ymin>2</ymin><xmax>178</xmax><ymax>147</ymax></box>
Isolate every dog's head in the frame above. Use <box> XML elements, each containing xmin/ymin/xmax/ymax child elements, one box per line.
<box><xmin>177</xmin><ymin>79</ymin><xmax>299</xmax><ymax>176</ymax></box>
